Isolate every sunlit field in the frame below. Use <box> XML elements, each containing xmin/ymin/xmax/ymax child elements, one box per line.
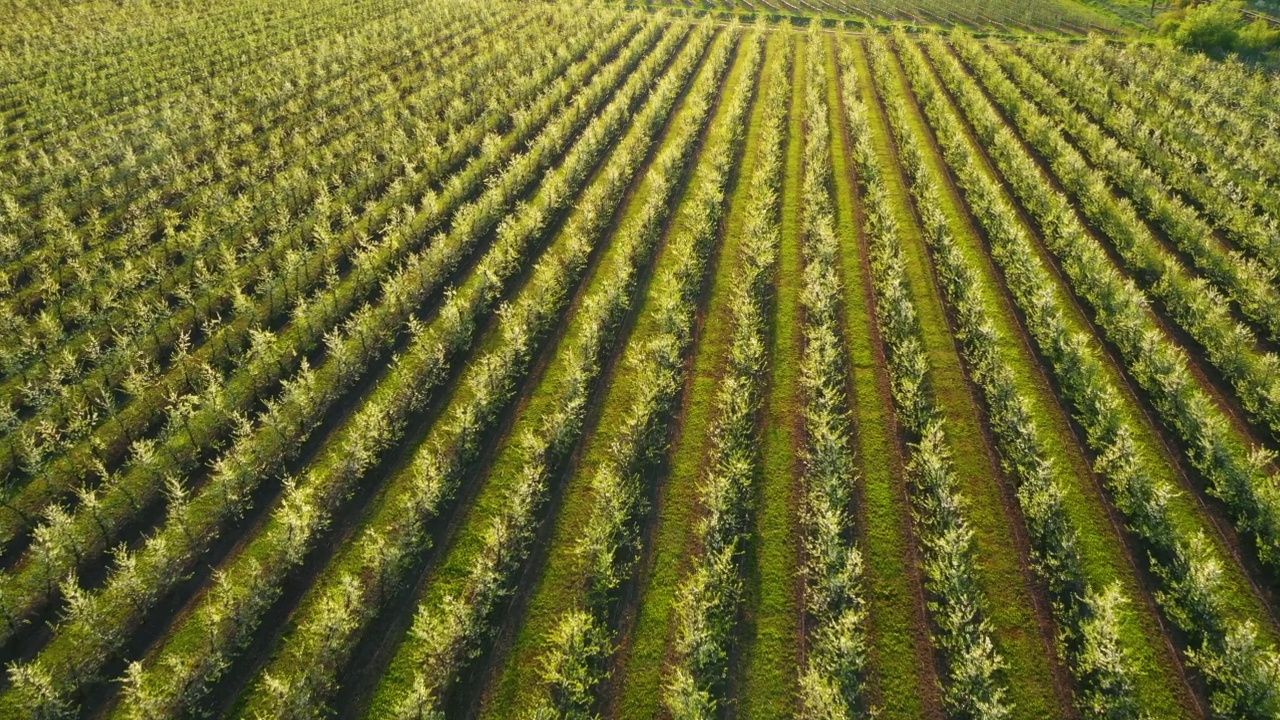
<box><xmin>1</xmin><ymin>0</ymin><xmax>1279</xmax><ymax>717</ymax></box>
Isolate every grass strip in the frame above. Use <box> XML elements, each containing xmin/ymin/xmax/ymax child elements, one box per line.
<box><xmin>736</xmin><ymin>30</ymin><xmax>805</xmax><ymax>720</ymax></box>
<box><xmin>848</xmin><ymin>35</ymin><xmax>1065</xmax><ymax>719</ymax></box>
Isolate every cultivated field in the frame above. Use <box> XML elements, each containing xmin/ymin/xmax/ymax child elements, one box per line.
<box><xmin>1</xmin><ymin>0</ymin><xmax>1280</xmax><ymax>718</ymax></box>
<box><xmin>618</xmin><ymin>0</ymin><xmax>1131</xmax><ymax>34</ymax></box>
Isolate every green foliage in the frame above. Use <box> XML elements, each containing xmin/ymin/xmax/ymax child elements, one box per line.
<box><xmin>1161</xmin><ymin>2</ymin><xmax>1244</xmax><ymax>51</ymax></box>
<box><xmin>597</xmin><ymin>0</ymin><xmax>1126</xmax><ymax>34</ymax></box>
<box><xmin>840</xmin><ymin>37</ymin><xmax>1010</xmax><ymax>720</ymax></box>
<box><xmin>951</xmin><ymin>31</ymin><xmax>1280</xmax><ymax>580</ymax></box>
<box><xmin>2</xmin><ymin>12</ymin><xmax>693</xmax><ymax>718</ymax></box>
<box><xmin>889</xmin><ymin>32</ymin><xmax>1145</xmax><ymax>719</ymax></box>
<box><xmin>529</xmin><ymin>25</ymin><xmax>752</xmax><ymax>717</ymax></box>
<box><xmin>1238</xmin><ymin>18</ymin><xmax>1280</xmax><ymax>49</ymax></box>
<box><xmin>665</xmin><ymin>33</ymin><xmax>779</xmax><ymax>719</ymax></box>
<box><xmin>534</xmin><ymin>611</ymin><xmax>612</xmax><ymax>719</ymax></box>
<box><xmin>923</xmin><ymin>30</ymin><xmax>1280</xmax><ymax>719</ymax></box>
<box><xmin>793</xmin><ymin>33</ymin><xmax>870</xmax><ymax>720</ymax></box>
<box><xmin>7</xmin><ymin>2</ymin><xmax>1280</xmax><ymax>716</ymax></box>
<box><xmin>1159</xmin><ymin>1</ymin><xmax>1279</xmax><ymax>54</ymax></box>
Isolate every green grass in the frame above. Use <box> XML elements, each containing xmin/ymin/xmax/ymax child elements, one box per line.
<box><xmin>850</xmin><ymin>37</ymin><xmax>1067</xmax><ymax>719</ymax></box>
<box><xmin>326</xmin><ymin>24</ymin><xmax>720</xmax><ymax>719</ymax></box>
<box><xmin>824</xmin><ymin>33</ymin><xmax>937</xmax><ymax>720</ymax></box>
<box><xmin>735</xmin><ymin>31</ymin><xmax>804</xmax><ymax>720</ymax></box>
<box><xmin>609</xmin><ymin>35</ymin><xmax>767</xmax><ymax>719</ymax></box>
<box><xmin>127</xmin><ymin>34</ymin><xmax>648</xmax><ymax>709</ymax></box>
<box><xmin>1062</xmin><ymin>0</ymin><xmax>1159</xmax><ymax>27</ymax></box>
<box><xmin>359</xmin><ymin>38</ymin><xmax>687</xmax><ymax>719</ymax></box>
<box><xmin>917</xmin><ymin>36</ymin><xmax>1280</xmax><ymax>650</ymax></box>
<box><xmin>881</xmin><ymin>38</ymin><xmax>1195</xmax><ymax>718</ymax></box>
<box><xmin>474</xmin><ymin>31</ymin><xmax>737</xmax><ymax>719</ymax></box>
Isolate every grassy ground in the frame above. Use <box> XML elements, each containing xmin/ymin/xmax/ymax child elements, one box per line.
<box><xmin>849</xmin><ymin>36</ymin><xmax>1069</xmax><ymax>719</ymax></box>
<box><xmin>925</xmin><ymin>36</ymin><xmax>1280</xmax><ymax>648</ymax></box>
<box><xmin>825</xmin><ymin>32</ymin><xmax>940</xmax><ymax>720</ymax></box>
<box><xmin>882</xmin><ymin>37</ymin><xmax>1196</xmax><ymax>718</ymax></box>
<box><xmin>914</xmin><ymin>28</ymin><xmax>1280</xmax><ymax>662</ymax></box>
<box><xmin>357</xmin><ymin>24</ymin><xmax>712</xmax><ymax>717</ymax></box>
<box><xmin>143</xmin><ymin>19</ymin><xmax>684</xmax><ymax>720</ymax></box>
<box><xmin>475</xmin><ymin>30</ymin><xmax>735</xmax><ymax>719</ymax></box>
<box><xmin>978</xmin><ymin>40</ymin><xmax>1280</xmax><ymax>466</ymax></box>
<box><xmin>21</xmin><ymin>9</ymin><xmax>1280</xmax><ymax>720</ymax></box>
<box><xmin>1065</xmin><ymin>0</ymin><xmax>1159</xmax><ymax>26</ymax></box>
<box><xmin>608</xmin><ymin>32</ymin><xmax>767</xmax><ymax>719</ymax></box>
<box><xmin>734</xmin><ymin>31</ymin><xmax>804</xmax><ymax>720</ymax></box>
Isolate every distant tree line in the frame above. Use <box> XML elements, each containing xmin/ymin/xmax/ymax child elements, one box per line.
<box><xmin>1158</xmin><ymin>0</ymin><xmax>1280</xmax><ymax>54</ymax></box>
